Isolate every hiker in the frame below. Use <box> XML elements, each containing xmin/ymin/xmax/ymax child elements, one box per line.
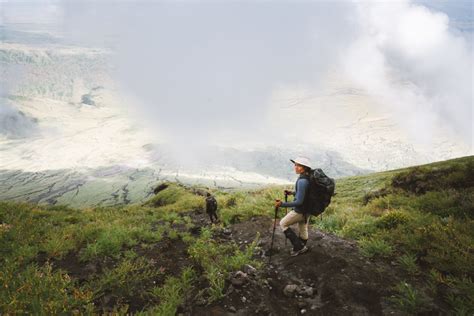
<box><xmin>205</xmin><ymin>192</ymin><xmax>219</xmax><ymax>223</ymax></box>
<box><xmin>275</xmin><ymin>157</ymin><xmax>313</xmax><ymax>256</ymax></box>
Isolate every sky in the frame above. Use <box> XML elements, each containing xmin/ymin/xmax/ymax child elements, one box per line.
<box><xmin>1</xmin><ymin>0</ymin><xmax>473</xmax><ymax>166</ymax></box>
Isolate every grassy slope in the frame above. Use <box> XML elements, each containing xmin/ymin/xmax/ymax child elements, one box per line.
<box><xmin>318</xmin><ymin>155</ymin><xmax>474</xmax><ymax>314</ymax></box>
<box><xmin>1</xmin><ymin>156</ymin><xmax>473</xmax><ymax>314</ymax></box>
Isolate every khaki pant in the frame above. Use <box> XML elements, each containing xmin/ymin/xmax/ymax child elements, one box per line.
<box><xmin>280</xmin><ymin>210</ymin><xmax>310</xmax><ymax>240</ymax></box>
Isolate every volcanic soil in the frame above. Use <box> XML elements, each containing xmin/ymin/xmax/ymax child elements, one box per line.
<box><xmin>184</xmin><ymin>212</ymin><xmax>406</xmax><ymax>316</ymax></box>
<box><xmin>38</xmin><ymin>209</ymin><xmax>408</xmax><ymax>315</ymax></box>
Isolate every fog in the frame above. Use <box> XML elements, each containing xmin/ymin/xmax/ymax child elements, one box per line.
<box><xmin>1</xmin><ymin>0</ymin><xmax>473</xmax><ymax>169</ymax></box>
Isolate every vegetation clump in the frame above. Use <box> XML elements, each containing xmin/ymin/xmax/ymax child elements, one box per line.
<box><xmin>314</xmin><ymin>156</ymin><xmax>474</xmax><ymax>314</ymax></box>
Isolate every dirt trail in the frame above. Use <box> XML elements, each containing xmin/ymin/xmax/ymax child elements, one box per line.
<box><xmin>190</xmin><ymin>216</ymin><xmax>402</xmax><ymax>316</ymax></box>
<box><xmin>38</xmin><ymin>210</ymin><xmax>404</xmax><ymax>315</ymax></box>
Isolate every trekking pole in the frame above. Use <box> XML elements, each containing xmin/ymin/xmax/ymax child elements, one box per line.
<box><xmin>268</xmin><ymin>205</ymin><xmax>279</xmax><ymax>264</ymax></box>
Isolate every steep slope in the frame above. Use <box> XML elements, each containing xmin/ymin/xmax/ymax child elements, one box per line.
<box><xmin>1</xmin><ymin>156</ymin><xmax>472</xmax><ymax>314</ymax></box>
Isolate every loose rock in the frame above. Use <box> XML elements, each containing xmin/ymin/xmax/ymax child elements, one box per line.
<box><xmin>283</xmin><ymin>284</ymin><xmax>298</xmax><ymax>297</ymax></box>
<box><xmin>243</xmin><ymin>264</ymin><xmax>257</xmax><ymax>275</ymax></box>
<box><xmin>231</xmin><ymin>271</ymin><xmax>248</xmax><ymax>286</ymax></box>
<box><xmin>296</xmin><ymin>285</ymin><xmax>314</xmax><ymax>297</ymax></box>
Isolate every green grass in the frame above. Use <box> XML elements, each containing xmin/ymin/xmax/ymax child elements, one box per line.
<box><xmin>389</xmin><ymin>282</ymin><xmax>433</xmax><ymax>314</ymax></box>
<box><xmin>1</xmin><ymin>157</ymin><xmax>473</xmax><ymax>314</ymax></box>
<box><xmin>187</xmin><ymin>227</ymin><xmax>261</xmax><ymax>303</ymax></box>
<box><xmin>143</xmin><ymin>267</ymin><xmax>196</xmax><ymax>316</ymax></box>
<box><xmin>312</xmin><ymin>155</ymin><xmax>474</xmax><ymax>313</ymax></box>
<box><xmin>0</xmin><ymin>183</ymin><xmax>261</xmax><ymax>313</ymax></box>
<box><xmin>397</xmin><ymin>254</ymin><xmax>420</xmax><ymax>276</ymax></box>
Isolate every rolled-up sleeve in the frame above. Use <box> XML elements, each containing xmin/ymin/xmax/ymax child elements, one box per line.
<box><xmin>281</xmin><ymin>178</ymin><xmax>309</xmax><ymax>208</ymax></box>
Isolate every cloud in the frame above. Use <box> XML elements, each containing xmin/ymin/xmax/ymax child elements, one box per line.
<box><xmin>0</xmin><ymin>101</ymin><xmax>38</xmax><ymax>139</ymax></box>
<box><xmin>1</xmin><ymin>0</ymin><xmax>62</xmax><ymax>26</ymax></box>
<box><xmin>4</xmin><ymin>0</ymin><xmax>471</xmax><ymax>168</ymax></box>
<box><xmin>60</xmin><ymin>1</ymin><xmax>359</xmax><ymax>161</ymax></box>
<box><xmin>343</xmin><ymin>0</ymin><xmax>473</xmax><ymax>147</ymax></box>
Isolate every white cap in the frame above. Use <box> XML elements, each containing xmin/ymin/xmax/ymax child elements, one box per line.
<box><xmin>290</xmin><ymin>156</ymin><xmax>312</xmax><ymax>169</ymax></box>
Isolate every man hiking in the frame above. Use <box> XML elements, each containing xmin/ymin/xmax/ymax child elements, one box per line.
<box><xmin>205</xmin><ymin>192</ymin><xmax>219</xmax><ymax>223</ymax></box>
<box><xmin>275</xmin><ymin>157</ymin><xmax>313</xmax><ymax>256</ymax></box>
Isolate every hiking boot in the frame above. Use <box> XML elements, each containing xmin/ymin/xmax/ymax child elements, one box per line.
<box><xmin>290</xmin><ymin>246</ymin><xmax>309</xmax><ymax>256</ymax></box>
<box><xmin>299</xmin><ymin>238</ymin><xmax>308</xmax><ymax>247</ymax></box>
<box><xmin>284</xmin><ymin>228</ymin><xmax>304</xmax><ymax>252</ymax></box>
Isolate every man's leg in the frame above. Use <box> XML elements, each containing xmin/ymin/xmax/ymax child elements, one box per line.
<box><xmin>298</xmin><ymin>214</ymin><xmax>311</xmax><ymax>246</ymax></box>
<box><xmin>280</xmin><ymin>210</ymin><xmax>305</xmax><ymax>231</ymax></box>
<box><xmin>207</xmin><ymin>212</ymin><xmax>214</xmax><ymax>223</ymax></box>
<box><xmin>280</xmin><ymin>211</ymin><xmax>306</xmax><ymax>253</ymax></box>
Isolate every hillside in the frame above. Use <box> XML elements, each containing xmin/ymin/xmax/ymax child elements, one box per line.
<box><xmin>0</xmin><ymin>156</ymin><xmax>473</xmax><ymax>315</ymax></box>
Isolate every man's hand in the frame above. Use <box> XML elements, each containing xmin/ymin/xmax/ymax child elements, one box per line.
<box><xmin>284</xmin><ymin>190</ymin><xmax>294</xmax><ymax>196</ymax></box>
<box><xmin>275</xmin><ymin>199</ymin><xmax>282</xmax><ymax>208</ymax></box>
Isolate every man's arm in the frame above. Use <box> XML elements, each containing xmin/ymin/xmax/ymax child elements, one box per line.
<box><xmin>280</xmin><ymin>179</ymin><xmax>309</xmax><ymax>208</ymax></box>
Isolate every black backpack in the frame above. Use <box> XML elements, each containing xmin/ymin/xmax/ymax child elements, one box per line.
<box><xmin>206</xmin><ymin>196</ymin><xmax>217</xmax><ymax>212</ymax></box>
<box><xmin>304</xmin><ymin>168</ymin><xmax>335</xmax><ymax>216</ymax></box>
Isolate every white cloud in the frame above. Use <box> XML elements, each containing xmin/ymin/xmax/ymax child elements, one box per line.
<box><xmin>343</xmin><ymin>0</ymin><xmax>473</xmax><ymax>147</ymax></box>
<box><xmin>2</xmin><ymin>0</ymin><xmax>62</xmax><ymax>25</ymax></box>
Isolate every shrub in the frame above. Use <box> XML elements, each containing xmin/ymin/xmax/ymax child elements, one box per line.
<box><xmin>359</xmin><ymin>238</ymin><xmax>393</xmax><ymax>258</ymax></box>
<box><xmin>341</xmin><ymin>215</ymin><xmax>378</xmax><ymax>239</ymax></box>
<box><xmin>397</xmin><ymin>254</ymin><xmax>419</xmax><ymax>276</ymax></box>
<box><xmin>92</xmin><ymin>257</ymin><xmax>161</xmax><ymax>300</ymax></box>
<box><xmin>146</xmin><ymin>267</ymin><xmax>196</xmax><ymax>316</ymax></box>
<box><xmin>80</xmin><ymin>226</ymin><xmax>138</xmax><ymax>261</ymax></box>
<box><xmin>314</xmin><ymin>211</ymin><xmax>348</xmax><ymax>234</ymax></box>
<box><xmin>0</xmin><ymin>262</ymin><xmax>93</xmax><ymax>314</ymax></box>
<box><xmin>376</xmin><ymin>211</ymin><xmax>409</xmax><ymax>229</ymax></box>
<box><xmin>389</xmin><ymin>282</ymin><xmax>432</xmax><ymax>314</ymax></box>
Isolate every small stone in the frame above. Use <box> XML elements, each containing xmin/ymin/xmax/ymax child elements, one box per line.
<box><xmin>243</xmin><ymin>264</ymin><xmax>257</xmax><ymax>275</ymax></box>
<box><xmin>296</xmin><ymin>285</ymin><xmax>314</xmax><ymax>297</ymax></box>
<box><xmin>354</xmin><ymin>281</ymin><xmax>363</xmax><ymax>286</ymax></box>
<box><xmin>283</xmin><ymin>284</ymin><xmax>298</xmax><ymax>297</ymax></box>
<box><xmin>197</xmin><ymin>298</ymin><xmax>207</xmax><ymax>306</ymax></box>
<box><xmin>301</xmin><ymin>309</ymin><xmax>307</xmax><ymax>314</ymax></box>
<box><xmin>226</xmin><ymin>284</ymin><xmax>235</xmax><ymax>295</ymax></box>
<box><xmin>231</xmin><ymin>271</ymin><xmax>248</xmax><ymax>286</ymax></box>
<box><xmin>223</xmin><ymin>228</ymin><xmax>232</xmax><ymax>235</ymax></box>
<box><xmin>228</xmin><ymin>306</ymin><xmax>237</xmax><ymax>313</ymax></box>
<box><xmin>242</xmin><ymin>296</ymin><xmax>247</xmax><ymax>303</ymax></box>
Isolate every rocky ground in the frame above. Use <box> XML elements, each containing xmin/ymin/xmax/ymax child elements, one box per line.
<box><xmin>182</xmin><ymin>213</ymin><xmax>406</xmax><ymax>316</ymax></box>
<box><xmin>32</xmin><ymin>207</ymin><xmax>431</xmax><ymax>315</ymax></box>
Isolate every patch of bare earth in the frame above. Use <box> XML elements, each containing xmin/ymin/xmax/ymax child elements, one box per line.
<box><xmin>189</xmin><ymin>216</ymin><xmax>405</xmax><ymax>316</ymax></box>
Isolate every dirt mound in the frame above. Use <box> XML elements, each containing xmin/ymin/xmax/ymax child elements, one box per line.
<box><xmin>35</xmin><ymin>210</ymin><xmax>411</xmax><ymax>314</ymax></box>
<box><xmin>190</xmin><ymin>216</ymin><xmax>405</xmax><ymax>316</ymax></box>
